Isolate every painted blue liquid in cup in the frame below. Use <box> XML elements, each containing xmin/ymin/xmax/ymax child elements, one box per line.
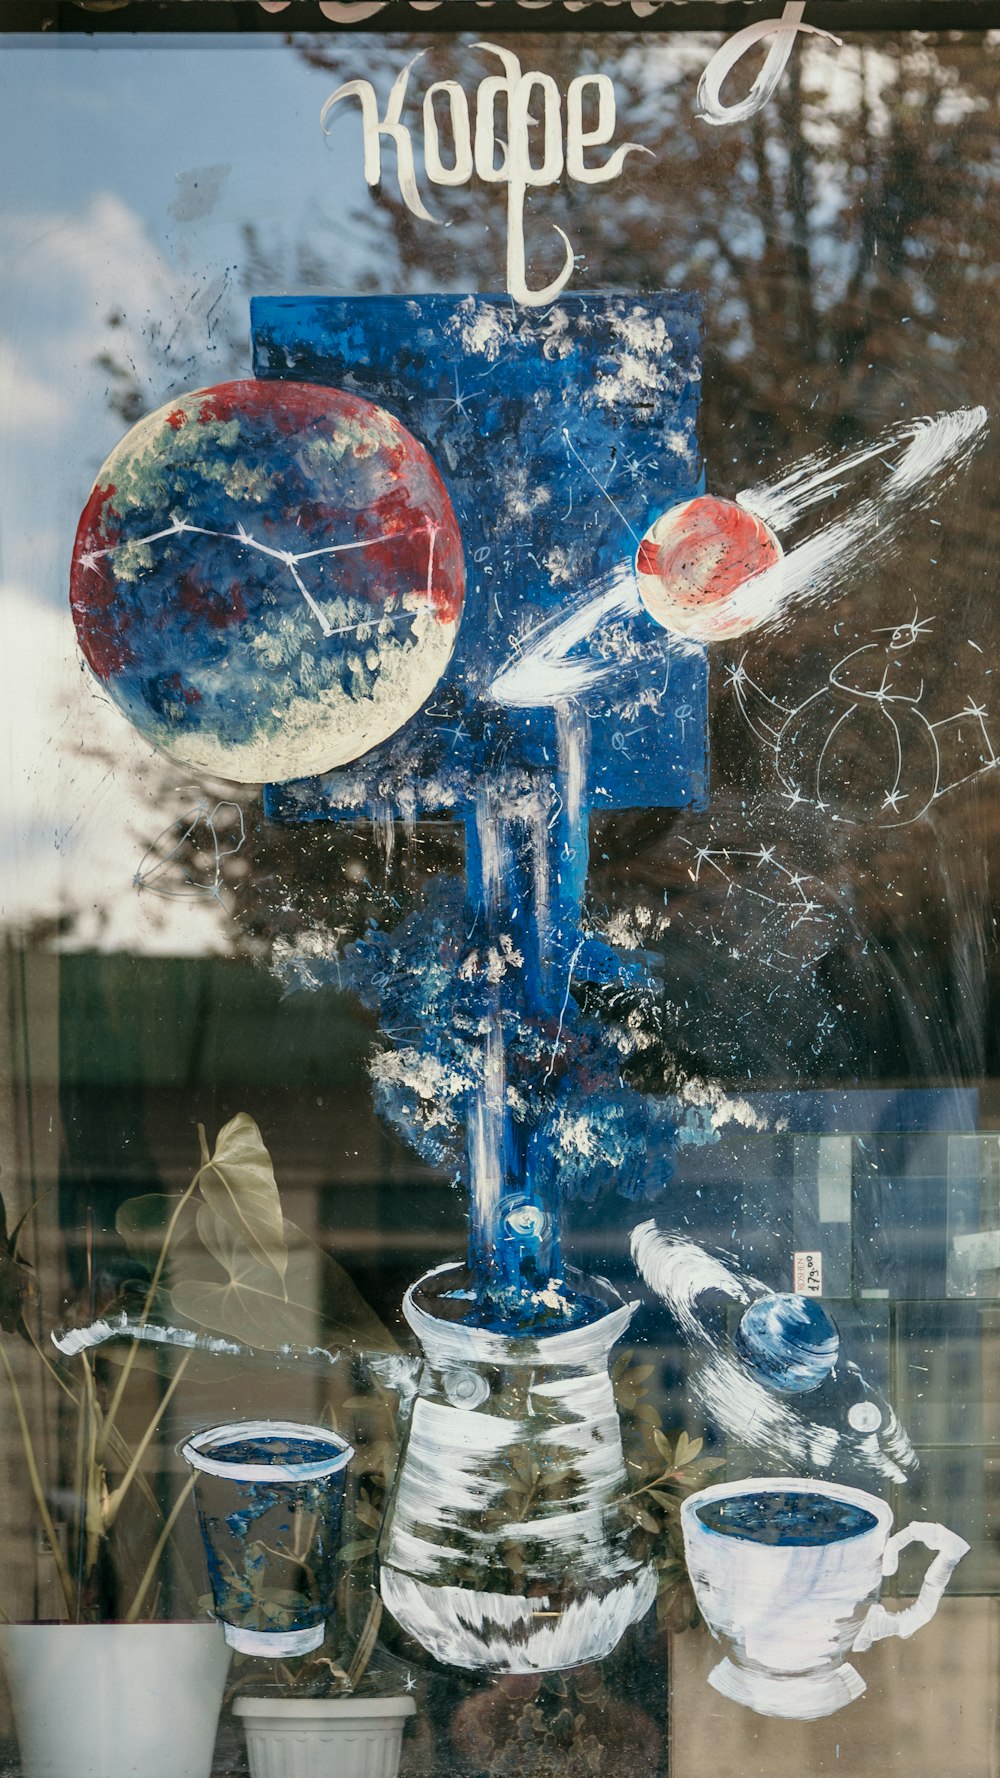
<box><xmin>696</xmin><ymin>1489</ymin><xmax>879</xmax><ymax>1547</ymax></box>
<box><xmin>181</xmin><ymin>1419</ymin><xmax>354</xmax><ymax>1656</ymax></box>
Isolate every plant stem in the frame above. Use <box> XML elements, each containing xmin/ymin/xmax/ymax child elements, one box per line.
<box><xmin>0</xmin><ymin>1342</ymin><xmax>75</xmax><ymax>1619</ymax></box>
<box><xmin>81</xmin><ymin>1358</ymin><xmax>105</xmax><ymax>1593</ymax></box>
<box><xmin>98</xmin><ymin>1166</ymin><xmax>206</xmax><ymax>1462</ymax></box>
<box><xmin>124</xmin><ymin>1473</ymin><xmax>197</xmax><ymax>1625</ymax></box>
<box><xmin>25</xmin><ymin>1327</ymin><xmax>78</xmax><ymax>1406</ymax></box>
<box><xmin>347</xmin><ymin>1592</ymin><xmax>383</xmax><ymax>1691</ymax></box>
<box><xmin>622</xmin><ymin>1468</ymin><xmax>684</xmax><ymax>1503</ymax></box>
<box><xmin>104</xmin><ymin>1351</ymin><xmax>192</xmax><ymax>1530</ymax></box>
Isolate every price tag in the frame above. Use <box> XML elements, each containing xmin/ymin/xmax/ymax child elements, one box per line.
<box><xmin>794</xmin><ymin>1251</ymin><xmax>823</xmax><ymax>1296</ymax></box>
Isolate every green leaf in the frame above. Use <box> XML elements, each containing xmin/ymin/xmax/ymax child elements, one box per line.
<box><xmin>0</xmin><ymin>1247</ymin><xmax>37</xmax><ymax>1335</ymax></box>
<box><xmin>625</xmin><ymin>1362</ymin><xmax>655</xmax><ymax>1385</ymax></box>
<box><xmin>338</xmin><ymin>1540</ymin><xmax>378</xmax><ymax>1566</ymax></box>
<box><xmin>634</xmin><ymin>1403</ymin><xmax>662</xmax><ymax>1426</ymax></box>
<box><xmin>648</xmin><ymin>1489</ymin><xmax>681</xmax><ymax>1512</ymax></box>
<box><xmin>7</xmin><ymin>1198</ymin><xmax>42</xmax><ymax>1261</ymax></box>
<box><xmin>652</xmin><ymin>1429</ymin><xmax>674</xmax><ymax>1462</ymax></box>
<box><xmin>674</xmin><ymin>1433</ymin><xmax>703</xmax><ymax>1468</ymax></box>
<box><xmin>198</xmin><ymin>1115</ymin><xmax>288</xmax><ymax>1285</ymax></box>
<box><xmin>171</xmin><ymin>1211</ymin><xmax>397</xmax><ymax>1354</ymax></box>
<box><xmin>625</xmin><ymin>1502</ymin><xmax>660</xmax><ymax>1533</ymax></box>
<box><xmin>116</xmin><ymin>1193</ymin><xmax>199</xmax><ymax>1260</ymax></box>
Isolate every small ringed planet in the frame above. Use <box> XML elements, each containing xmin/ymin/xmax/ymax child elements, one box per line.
<box><xmin>490</xmin><ymin>406</ymin><xmax>987</xmax><ymax>710</ymax></box>
<box><xmin>636</xmin><ymin>494</ymin><xmax>783</xmax><ymax>644</ymax></box>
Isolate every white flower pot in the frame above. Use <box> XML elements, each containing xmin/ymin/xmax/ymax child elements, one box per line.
<box><xmin>0</xmin><ymin>1621</ymin><xmax>230</xmax><ymax>1778</ymax></box>
<box><xmin>234</xmin><ymin>1694</ymin><xmax>417</xmax><ymax>1778</ymax></box>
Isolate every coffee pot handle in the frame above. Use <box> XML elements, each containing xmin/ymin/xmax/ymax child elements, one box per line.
<box><xmin>853</xmin><ymin>1522</ymin><xmax>970</xmax><ymax>1652</ymax></box>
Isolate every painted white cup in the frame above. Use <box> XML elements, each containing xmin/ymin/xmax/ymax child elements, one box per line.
<box><xmin>681</xmin><ymin>1475</ymin><xmax>969</xmax><ymax>1720</ymax></box>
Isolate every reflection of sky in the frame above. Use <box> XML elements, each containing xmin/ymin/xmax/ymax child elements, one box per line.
<box><xmin>1</xmin><ymin>35</ymin><xmax>369</xmax><ymax>601</ymax></box>
<box><xmin>0</xmin><ymin>36</ymin><xmax>369</xmax><ymax>947</ymax></box>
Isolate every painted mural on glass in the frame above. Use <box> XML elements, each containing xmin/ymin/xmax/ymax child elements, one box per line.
<box><xmin>3</xmin><ymin>17</ymin><xmax>1000</xmax><ymax>1778</ymax></box>
<box><xmin>63</xmin><ymin>276</ymin><xmax>981</xmax><ymax>1720</ymax></box>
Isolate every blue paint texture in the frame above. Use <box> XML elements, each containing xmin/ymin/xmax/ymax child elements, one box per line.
<box><xmin>736</xmin><ymin>1294</ymin><xmax>841</xmax><ymax>1394</ymax></box>
<box><xmin>254</xmin><ymin>296</ymin><xmax>708</xmax><ymax>1321</ymax></box>
<box><xmin>696</xmin><ymin>1490</ymin><xmax>879</xmax><ymax>1547</ymax></box>
<box><xmin>192</xmin><ymin>1452</ymin><xmax>346</xmax><ymax>1642</ymax></box>
<box><xmin>252</xmin><ymin>294</ymin><xmax>707</xmax><ymax>821</ymax></box>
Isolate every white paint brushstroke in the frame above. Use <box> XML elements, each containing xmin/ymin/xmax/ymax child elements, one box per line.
<box><xmin>379</xmin><ymin>1568</ymin><xmax>657</xmax><ymax>1674</ymax></box>
<box><xmin>556</xmin><ymin>701</ymin><xmax>588</xmax><ymax>840</ymax></box>
<box><xmin>468</xmin><ymin>1014</ymin><xmax>506</xmax><ymax>1260</ymax></box>
<box><xmin>52</xmin><ymin>1314</ymin><xmax>343</xmax><ymax>1370</ymax></box>
<box><xmin>490</xmin><ymin>565</ymin><xmax>644</xmax><ymax>708</ymax></box>
<box><xmin>740</xmin><ymin>408</ymin><xmax>987</xmax><ymax>532</ymax></box>
<box><xmin>474</xmin><ymin>790</ymin><xmax>508</xmax><ymax>915</ymax></box>
<box><xmin>717</xmin><ymin>406</ymin><xmax>988</xmax><ymax>640</ymax></box>
<box><xmin>696</xmin><ymin>3</ymin><xmax>842</xmax><ymax>128</ymax></box>
<box><xmin>493</xmin><ymin>409</ymin><xmax>988</xmax><ymax>708</ymax></box>
<box><xmin>629</xmin><ymin>1223</ymin><xmax>916</xmax><ymax>1485</ymax></box>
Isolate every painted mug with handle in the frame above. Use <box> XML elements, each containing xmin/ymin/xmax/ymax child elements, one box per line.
<box><xmin>681</xmin><ymin>1474</ymin><xmax>969</xmax><ymax>1720</ymax></box>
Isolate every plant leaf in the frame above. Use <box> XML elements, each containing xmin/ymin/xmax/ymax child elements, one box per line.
<box><xmin>7</xmin><ymin>1198</ymin><xmax>42</xmax><ymax>1261</ymax></box>
<box><xmin>0</xmin><ymin>1248</ymin><xmax>37</xmax><ymax>1335</ymax></box>
<box><xmin>171</xmin><ymin>1210</ymin><xmax>397</xmax><ymax>1354</ymax></box>
<box><xmin>625</xmin><ymin>1363</ymin><xmax>655</xmax><ymax>1385</ymax></box>
<box><xmin>652</xmin><ymin>1429</ymin><xmax>673</xmax><ymax>1462</ymax></box>
<box><xmin>338</xmin><ymin>1540</ymin><xmax>378</xmax><ymax>1565</ymax></box>
<box><xmin>198</xmin><ymin>1114</ymin><xmax>287</xmax><ymax>1285</ymax></box>
<box><xmin>116</xmin><ymin>1193</ymin><xmax>199</xmax><ymax>1260</ymax></box>
<box><xmin>674</xmin><ymin>1432</ymin><xmax>703</xmax><ymax>1468</ymax></box>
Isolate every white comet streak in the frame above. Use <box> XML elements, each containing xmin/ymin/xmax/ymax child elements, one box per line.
<box><xmin>493</xmin><ymin>409</ymin><xmax>987</xmax><ymax>707</ymax></box>
<box><xmin>720</xmin><ymin>406</ymin><xmax>989</xmax><ymax>639</ymax></box>
<box><xmin>52</xmin><ymin>1313</ymin><xmax>342</xmax><ymax>1369</ymax></box>
<box><xmin>491</xmin><ymin>564</ymin><xmax>701</xmax><ymax>708</ymax></box>
<box><xmin>629</xmin><ymin>1222</ymin><xmax>915</xmax><ymax>1485</ymax></box>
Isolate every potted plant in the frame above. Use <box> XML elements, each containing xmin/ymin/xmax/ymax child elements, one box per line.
<box><xmin>0</xmin><ymin>1130</ymin><xmax>242</xmax><ymax>1778</ymax></box>
<box><xmin>42</xmin><ymin>1113</ymin><xmax>418</xmax><ymax>1778</ymax></box>
<box><xmin>227</xmin><ymin>1364</ymin><xmax>420</xmax><ymax>1778</ymax></box>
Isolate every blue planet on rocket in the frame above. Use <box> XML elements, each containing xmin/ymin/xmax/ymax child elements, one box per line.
<box><xmin>70</xmin><ymin>380</ymin><xmax>466</xmax><ymax>784</ymax></box>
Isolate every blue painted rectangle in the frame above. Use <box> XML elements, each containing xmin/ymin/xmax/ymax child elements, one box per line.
<box><xmin>251</xmin><ymin>294</ymin><xmax>707</xmax><ymax>820</ymax></box>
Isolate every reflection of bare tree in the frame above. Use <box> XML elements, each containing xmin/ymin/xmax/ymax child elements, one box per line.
<box><xmin>82</xmin><ymin>27</ymin><xmax>1000</xmax><ymax>1082</ymax></box>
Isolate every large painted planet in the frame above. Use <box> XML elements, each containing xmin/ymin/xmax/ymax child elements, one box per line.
<box><xmin>70</xmin><ymin>380</ymin><xmax>465</xmax><ymax>783</ymax></box>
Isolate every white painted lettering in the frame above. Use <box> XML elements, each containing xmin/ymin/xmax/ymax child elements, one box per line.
<box><xmin>696</xmin><ymin>2</ymin><xmax>842</xmax><ymax>128</ymax></box>
<box><xmin>320</xmin><ymin>53</ymin><xmax>438</xmax><ymax>225</ymax></box>
<box><xmin>566</xmin><ymin>74</ymin><xmax>650</xmax><ymax>185</ymax></box>
<box><xmin>423</xmin><ymin>80</ymin><xmax>473</xmax><ymax>187</ymax></box>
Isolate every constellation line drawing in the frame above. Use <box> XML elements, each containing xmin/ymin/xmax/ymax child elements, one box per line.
<box><xmin>134</xmin><ymin>800</ymin><xmax>246</xmax><ymax>903</ymax></box>
<box><xmin>727</xmin><ymin>612</ymin><xmax>998</xmax><ymax>828</ymax></box>
<box><xmin>80</xmin><ymin>514</ymin><xmax>439</xmax><ymax>641</ymax></box>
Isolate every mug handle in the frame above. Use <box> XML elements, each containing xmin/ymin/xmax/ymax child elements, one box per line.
<box><xmin>852</xmin><ymin>1522</ymin><xmax>970</xmax><ymax>1653</ymax></box>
